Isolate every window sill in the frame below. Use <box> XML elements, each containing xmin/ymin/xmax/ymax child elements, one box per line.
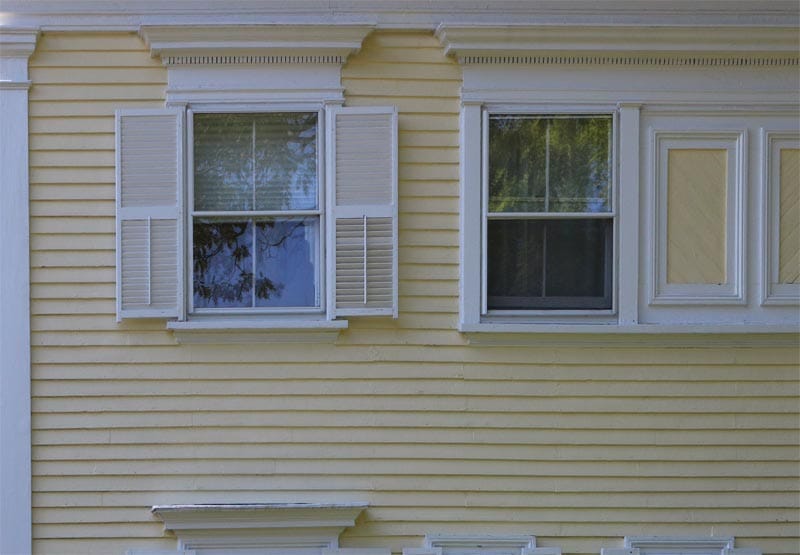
<box><xmin>460</xmin><ymin>322</ymin><xmax>800</xmax><ymax>347</ymax></box>
<box><xmin>167</xmin><ymin>318</ymin><xmax>348</xmax><ymax>344</ymax></box>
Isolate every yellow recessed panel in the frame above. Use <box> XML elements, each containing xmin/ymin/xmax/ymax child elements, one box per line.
<box><xmin>778</xmin><ymin>148</ymin><xmax>800</xmax><ymax>284</ymax></box>
<box><xmin>666</xmin><ymin>149</ymin><xmax>727</xmax><ymax>285</ymax></box>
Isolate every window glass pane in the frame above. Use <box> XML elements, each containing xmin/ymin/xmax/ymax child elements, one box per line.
<box><xmin>194</xmin><ymin>114</ymin><xmax>254</xmax><ymax>211</ymax></box>
<box><xmin>489</xmin><ymin>115</ymin><xmax>611</xmax><ymax>213</ymax></box>
<box><xmin>255</xmin><ymin>113</ymin><xmax>318</xmax><ymax>211</ymax></box>
<box><xmin>487</xmin><ymin>220</ymin><xmax>544</xmax><ymax>306</ymax></box>
<box><xmin>194</xmin><ymin>113</ymin><xmax>318</xmax><ymax>212</ymax></box>
<box><xmin>193</xmin><ymin>220</ymin><xmax>253</xmax><ymax>308</ymax></box>
<box><xmin>255</xmin><ymin>218</ymin><xmax>319</xmax><ymax>307</ymax></box>
<box><xmin>488</xmin><ymin>116</ymin><xmax>547</xmax><ymax>212</ymax></box>
<box><xmin>487</xmin><ymin>219</ymin><xmax>611</xmax><ymax>310</ymax></box>
<box><xmin>548</xmin><ymin>117</ymin><xmax>611</xmax><ymax>212</ymax></box>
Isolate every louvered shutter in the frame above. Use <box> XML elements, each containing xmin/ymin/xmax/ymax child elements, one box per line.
<box><xmin>115</xmin><ymin>109</ymin><xmax>184</xmax><ymax>321</ymax></box>
<box><xmin>327</xmin><ymin>106</ymin><xmax>398</xmax><ymax>318</ymax></box>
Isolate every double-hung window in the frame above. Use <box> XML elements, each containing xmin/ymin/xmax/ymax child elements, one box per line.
<box><xmin>484</xmin><ymin>113</ymin><xmax>614</xmax><ymax>314</ymax></box>
<box><xmin>190</xmin><ymin>111</ymin><xmax>322</xmax><ymax>313</ymax></box>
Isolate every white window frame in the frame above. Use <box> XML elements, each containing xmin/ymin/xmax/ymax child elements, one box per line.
<box><xmin>479</xmin><ymin>107</ymin><xmax>619</xmax><ymax>320</ymax></box>
<box><xmin>186</xmin><ymin>105</ymin><xmax>327</xmax><ymax>317</ymax></box>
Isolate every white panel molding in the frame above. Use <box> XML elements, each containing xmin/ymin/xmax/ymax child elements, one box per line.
<box><xmin>649</xmin><ymin>130</ymin><xmax>746</xmax><ymax>305</ymax></box>
<box><xmin>152</xmin><ymin>503</ymin><xmax>367</xmax><ymax>552</ymax></box>
<box><xmin>0</xmin><ymin>26</ymin><xmax>37</xmax><ymax>555</ymax></box>
<box><xmin>761</xmin><ymin>130</ymin><xmax>800</xmax><ymax>305</ymax></box>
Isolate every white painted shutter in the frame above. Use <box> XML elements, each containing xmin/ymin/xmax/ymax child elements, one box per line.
<box><xmin>116</xmin><ymin>109</ymin><xmax>184</xmax><ymax>321</ymax></box>
<box><xmin>328</xmin><ymin>106</ymin><xmax>398</xmax><ymax>318</ymax></box>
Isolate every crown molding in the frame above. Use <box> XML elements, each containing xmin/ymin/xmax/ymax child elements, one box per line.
<box><xmin>151</xmin><ymin>503</ymin><xmax>368</xmax><ymax>550</ymax></box>
<box><xmin>436</xmin><ymin>25</ymin><xmax>800</xmax><ymax>63</ymax></box>
<box><xmin>139</xmin><ymin>24</ymin><xmax>374</xmax><ymax>63</ymax></box>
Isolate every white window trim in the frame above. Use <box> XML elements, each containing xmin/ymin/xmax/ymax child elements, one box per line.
<box><xmin>403</xmin><ymin>534</ymin><xmax>560</xmax><ymax>555</ymax></box>
<box><xmin>761</xmin><ymin>129</ymin><xmax>800</xmax><ymax>305</ymax></box>
<box><xmin>478</xmin><ymin>106</ymin><xmax>620</xmax><ymax>322</ymax></box>
<box><xmin>0</xmin><ymin>26</ymin><xmax>37</xmax><ymax>555</ymax></box>
<box><xmin>603</xmin><ymin>536</ymin><xmax>761</xmax><ymax>555</ymax></box>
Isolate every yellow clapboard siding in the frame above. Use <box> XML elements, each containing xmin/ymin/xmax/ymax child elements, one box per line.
<box><xmin>29</xmin><ymin>67</ymin><xmax>167</xmax><ymax>84</ymax></box>
<box><xmin>31</xmin><ymin>234</ymin><xmax>114</xmax><ymax>251</ymax></box>
<box><xmin>29</xmin><ymin>360</ymin><xmax>800</xmax><ymax>382</ymax></box>
<box><xmin>31</xmin><ymin>200</ymin><xmax>114</xmax><ymax>217</ymax></box>
<box><xmin>31</xmin><ymin>133</ymin><xmax>114</xmax><ymax>150</ymax></box>
<box><xmin>778</xmin><ymin>148</ymin><xmax>800</xmax><ymax>283</ymax></box>
<box><xmin>31</xmin><ymin>184</ymin><xmax>115</xmax><ymax>201</ymax></box>
<box><xmin>666</xmin><ymin>149</ymin><xmax>728</xmax><ymax>284</ymax></box>
<box><xmin>27</xmin><ymin>29</ymin><xmax>800</xmax><ymax>555</ymax></box>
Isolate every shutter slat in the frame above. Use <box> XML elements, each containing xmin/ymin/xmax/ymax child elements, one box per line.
<box><xmin>116</xmin><ymin>109</ymin><xmax>184</xmax><ymax>321</ymax></box>
<box><xmin>329</xmin><ymin>106</ymin><xmax>397</xmax><ymax>318</ymax></box>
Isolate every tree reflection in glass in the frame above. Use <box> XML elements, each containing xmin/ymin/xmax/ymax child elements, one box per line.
<box><xmin>192</xmin><ymin>112</ymin><xmax>320</xmax><ymax>309</ymax></box>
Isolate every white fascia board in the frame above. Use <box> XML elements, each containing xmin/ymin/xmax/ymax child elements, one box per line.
<box><xmin>139</xmin><ymin>24</ymin><xmax>374</xmax><ymax>60</ymax></box>
<box><xmin>436</xmin><ymin>25</ymin><xmax>800</xmax><ymax>59</ymax></box>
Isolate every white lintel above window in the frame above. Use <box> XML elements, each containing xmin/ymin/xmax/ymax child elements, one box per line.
<box><xmin>139</xmin><ymin>24</ymin><xmax>374</xmax><ymax>106</ymax></box>
<box><xmin>150</xmin><ymin>503</ymin><xmax>368</xmax><ymax>553</ymax></box>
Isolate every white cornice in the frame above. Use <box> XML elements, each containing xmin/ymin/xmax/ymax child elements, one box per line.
<box><xmin>140</xmin><ymin>24</ymin><xmax>374</xmax><ymax>63</ymax></box>
<box><xmin>436</xmin><ymin>25</ymin><xmax>800</xmax><ymax>63</ymax></box>
<box><xmin>151</xmin><ymin>503</ymin><xmax>368</xmax><ymax>550</ymax></box>
<box><xmin>1</xmin><ymin>1</ymin><xmax>798</xmax><ymax>31</ymax></box>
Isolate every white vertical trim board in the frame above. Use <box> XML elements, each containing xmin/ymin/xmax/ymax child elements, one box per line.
<box><xmin>616</xmin><ymin>103</ymin><xmax>641</xmax><ymax>325</ymax></box>
<box><xmin>0</xmin><ymin>27</ymin><xmax>37</xmax><ymax>555</ymax></box>
<box><xmin>459</xmin><ymin>102</ymin><xmax>484</xmax><ymax>328</ymax></box>
<box><xmin>761</xmin><ymin>129</ymin><xmax>800</xmax><ymax>305</ymax></box>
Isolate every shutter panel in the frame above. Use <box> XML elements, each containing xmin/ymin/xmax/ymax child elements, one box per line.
<box><xmin>328</xmin><ymin>106</ymin><xmax>398</xmax><ymax>318</ymax></box>
<box><xmin>116</xmin><ymin>109</ymin><xmax>184</xmax><ymax>321</ymax></box>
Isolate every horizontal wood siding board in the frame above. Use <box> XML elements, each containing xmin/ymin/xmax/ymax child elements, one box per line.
<box><xmin>28</xmin><ymin>30</ymin><xmax>800</xmax><ymax>555</ymax></box>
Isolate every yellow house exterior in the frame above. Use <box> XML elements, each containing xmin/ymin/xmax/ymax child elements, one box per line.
<box><xmin>1</xmin><ymin>2</ymin><xmax>798</xmax><ymax>555</ymax></box>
